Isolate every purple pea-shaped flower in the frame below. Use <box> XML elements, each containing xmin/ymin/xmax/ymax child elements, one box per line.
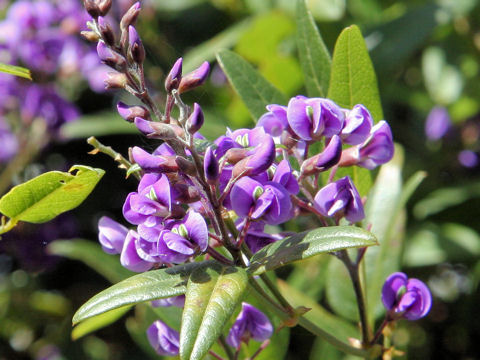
<box><xmin>314</xmin><ymin>176</ymin><xmax>365</xmax><ymax>223</ymax></box>
<box><xmin>147</xmin><ymin>320</ymin><xmax>180</xmax><ymax>356</ymax></box>
<box><xmin>341</xmin><ymin>104</ymin><xmax>373</xmax><ymax>145</ymax></box>
<box><xmin>98</xmin><ymin>216</ymin><xmax>128</xmax><ymax>254</ymax></box>
<box><xmin>226</xmin><ymin>302</ymin><xmax>273</xmax><ymax>348</ymax></box>
<box><xmin>425</xmin><ymin>106</ymin><xmax>451</xmax><ymax>141</ymax></box>
<box><xmin>382</xmin><ymin>272</ymin><xmax>432</xmax><ymax>321</ymax></box>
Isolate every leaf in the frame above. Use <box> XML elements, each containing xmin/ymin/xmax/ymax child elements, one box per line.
<box><xmin>180</xmin><ymin>263</ymin><xmax>248</xmax><ymax>360</ymax></box>
<box><xmin>277</xmin><ymin>279</ymin><xmax>358</xmax><ymax>342</ymax></box>
<box><xmin>0</xmin><ymin>165</ymin><xmax>104</xmax><ymax>225</ymax></box>
<box><xmin>216</xmin><ymin>49</ymin><xmax>287</xmax><ymax>121</ymax></box>
<box><xmin>327</xmin><ymin>25</ymin><xmax>383</xmax><ymax>196</ymax></box>
<box><xmin>61</xmin><ymin>111</ymin><xmax>137</xmax><ymax>138</ymax></box>
<box><xmin>48</xmin><ymin>239</ymin><xmax>132</xmax><ymax>284</ymax></box>
<box><xmin>325</xmin><ymin>257</ymin><xmax>358</xmax><ymax>321</ymax></box>
<box><xmin>296</xmin><ymin>0</ymin><xmax>331</xmax><ymax>97</ymax></box>
<box><xmin>327</xmin><ymin>25</ymin><xmax>383</xmax><ymax>122</ymax></box>
<box><xmin>72</xmin><ymin>261</ymin><xmax>212</xmax><ymax>325</ymax></box>
<box><xmin>72</xmin><ymin>305</ymin><xmax>132</xmax><ymax>340</ymax></box>
<box><xmin>247</xmin><ymin>226</ymin><xmax>378</xmax><ymax>275</ymax></box>
<box><xmin>0</xmin><ymin>62</ymin><xmax>31</xmax><ymax>80</ymax></box>
<box><xmin>183</xmin><ymin>18</ymin><xmax>252</xmax><ymax>73</ymax></box>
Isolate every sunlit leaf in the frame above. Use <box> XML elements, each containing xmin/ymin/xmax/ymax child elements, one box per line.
<box><xmin>0</xmin><ymin>63</ymin><xmax>31</xmax><ymax>80</ymax></box>
<box><xmin>72</xmin><ymin>306</ymin><xmax>132</xmax><ymax>340</ymax></box>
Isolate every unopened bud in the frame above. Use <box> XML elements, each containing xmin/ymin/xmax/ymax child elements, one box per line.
<box><xmin>175</xmin><ymin>156</ymin><xmax>197</xmax><ymax>176</ymax></box>
<box><xmin>117</xmin><ymin>102</ymin><xmax>150</xmax><ymax>122</ymax></box>
<box><xmin>98</xmin><ymin>0</ymin><xmax>112</xmax><ymax>16</ymax></box>
<box><xmin>301</xmin><ymin>135</ymin><xmax>342</xmax><ymax>176</ymax></box>
<box><xmin>134</xmin><ymin>117</ymin><xmax>177</xmax><ymax>139</ymax></box>
<box><xmin>165</xmin><ymin>58</ymin><xmax>182</xmax><ymax>93</ymax></box>
<box><xmin>204</xmin><ymin>146</ymin><xmax>219</xmax><ymax>184</ymax></box>
<box><xmin>96</xmin><ymin>42</ymin><xmax>126</xmax><ymax>70</ymax></box>
<box><xmin>120</xmin><ymin>2</ymin><xmax>141</xmax><ymax>30</ymax></box>
<box><xmin>178</xmin><ymin>61</ymin><xmax>210</xmax><ymax>93</ymax></box>
<box><xmin>84</xmin><ymin>0</ymin><xmax>100</xmax><ymax>18</ymax></box>
<box><xmin>104</xmin><ymin>72</ymin><xmax>127</xmax><ymax>89</ymax></box>
<box><xmin>187</xmin><ymin>103</ymin><xmax>204</xmax><ymax>134</ymax></box>
<box><xmin>97</xmin><ymin>17</ymin><xmax>115</xmax><ymax>47</ymax></box>
<box><xmin>173</xmin><ymin>183</ymin><xmax>201</xmax><ymax>203</ymax></box>
<box><xmin>81</xmin><ymin>30</ymin><xmax>100</xmax><ymax>42</ymax></box>
<box><xmin>128</xmin><ymin>26</ymin><xmax>145</xmax><ymax>64</ymax></box>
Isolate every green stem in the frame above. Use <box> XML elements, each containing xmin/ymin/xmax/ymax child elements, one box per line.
<box><xmin>218</xmin><ymin>334</ymin><xmax>234</xmax><ymax>360</ymax></box>
<box><xmin>259</xmin><ymin>273</ymin><xmax>294</xmax><ymax>314</ymax></box>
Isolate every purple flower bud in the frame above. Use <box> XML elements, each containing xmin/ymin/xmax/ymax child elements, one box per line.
<box><xmin>147</xmin><ymin>320</ymin><xmax>180</xmax><ymax>356</ymax></box>
<box><xmin>232</xmin><ymin>133</ymin><xmax>276</xmax><ymax>178</ymax></box>
<box><xmin>97</xmin><ymin>16</ymin><xmax>115</xmax><ymax>46</ymax></box>
<box><xmin>117</xmin><ymin>101</ymin><xmax>150</xmax><ymax>122</ymax></box>
<box><xmin>98</xmin><ymin>0</ymin><xmax>112</xmax><ymax>16</ymax></box>
<box><xmin>382</xmin><ymin>272</ymin><xmax>432</xmax><ymax>321</ymax></box>
<box><xmin>204</xmin><ymin>146</ymin><xmax>219</xmax><ymax>183</ymax></box>
<box><xmin>178</xmin><ymin>61</ymin><xmax>210</xmax><ymax>93</ymax></box>
<box><xmin>301</xmin><ymin>135</ymin><xmax>342</xmax><ymax>176</ymax></box>
<box><xmin>84</xmin><ymin>0</ymin><xmax>100</xmax><ymax>18</ymax></box>
<box><xmin>165</xmin><ymin>57</ymin><xmax>182</xmax><ymax>93</ymax></box>
<box><xmin>357</xmin><ymin>120</ymin><xmax>394</xmax><ymax>170</ymax></box>
<box><xmin>227</xmin><ymin>303</ymin><xmax>273</xmax><ymax>348</ymax></box>
<box><xmin>458</xmin><ymin>150</ymin><xmax>478</xmax><ymax>168</ymax></box>
<box><xmin>314</xmin><ymin>176</ymin><xmax>365</xmax><ymax>223</ymax></box>
<box><xmin>341</xmin><ymin>104</ymin><xmax>373</xmax><ymax>145</ymax></box>
<box><xmin>98</xmin><ymin>216</ymin><xmax>128</xmax><ymax>254</ymax></box>
<box><xmin>133</xmin><ymin>117</ymin><xmax>178</xmax><ymax>139</ymax></box>
<box><xmin>104</xmin><ymin>72</ymin><xmax>127</xmax><ymax>89</ymax></box>
<box><xmin>425</xmin><ymin>106</ymin><xmax>451</xmax><ymax>141</ymax></box>
<box><xmin>128</xmin><ymin>25</ymin><xmax>145</xmax><ymax>64</ymax></box>
<box><xmin>120</xmin><ymin>230</ymin><xmax>153</xmax><ymax>272</ymax></box>
<box><xmin>96</xmin><ymin>42</ymin><xmax>125</xmax><ymax>70</ymax></box>
<box><xmin>120</xmin><ymin>2</ymin><xmax>141</xmax><ymax>30</ymax></box>
<box><xmin>132</xmin><ymin>146</ymin><xmax>179</xmax><ymax>173</ymax></box>
<box><xmin>187</xmin><ymin>103</ymin><xmax>204</xmax><ymax>134</ymax></box>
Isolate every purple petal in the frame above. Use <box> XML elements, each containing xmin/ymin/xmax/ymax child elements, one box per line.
<box><xmin>98</xmin><ymin>216</ymin><xmax>128</xmax><ymax>254</ymax></box>
<box><xmin>381</xmin><ymin>272</ymin><xmax>408</xmax><ymax>311</ymax></box>
<box><xmin>147</xmin><ymin>320</ymin><xmax>179</xmax><ymax>356</ymax></box>
<box><xmin>120</xmin><ymin>231</ymin><xmax>153</xmax><ymax>272</ymax></box>
<box><xmin>287</xmin><ymin>95</ymin><xmax>312</xmax><ymax>140</ymax></box>
<box><xmin>230</xmin><ymin>177</ymin><xmax>262</xmax><ymax>218</ymax></box>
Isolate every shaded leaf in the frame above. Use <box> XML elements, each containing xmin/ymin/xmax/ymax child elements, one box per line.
<box><xmin>73</xmin><ymin>261</ymin><xmax>214</xmax><ymax>325</ymax></box>
<box><xmin>216</xmin><ymin>49</ymin><xmax>287</xmax><ymax>121</ymax></box>
<box><xmin>48</xmin><ymin>239</ymin><xmax>132</xmax><ymax>284</ymax></box>
<box><xmin>72</xmin><ymin>305</ymin><xmax>132</xmax><ymax>340</ymax></box>
<box><xmin>0</xmin><ymin>165</ymin><xmax>104</xmax><ymax>226</ymax></box>
<box><xmin>0</xmin><ymin>62</ymin><xmax>31</xmax><ymax>80</ymax></box>
<box><xmin>296</xmin><ymin>0</ymin><xmax>331</xmax><ymax>97</ymax></box>
<box><xmin>248</xmin><ymin>226</ymin><xmax>378</xmax><ymax>275</ymax></box>
<box><xmin>180</xmin><ymin>263</ymin><xmax>248</xmax><ymax>360</ymax></box>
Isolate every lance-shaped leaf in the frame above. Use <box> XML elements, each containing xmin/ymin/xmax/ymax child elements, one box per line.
<box><xmin>247</xmin><ymin>226</ymin><xmax>377</xmax><ymax>275</ymax></box>
<box><xmin>0</xmin><ymin>165</ymin><xmax>104</xmax><ymax>226</ymax></box>
<box><xmin>296</xmin><ymin>0</ymin><xmax>331</xmax><ymax>97</ymax></box>
<box><xmin>72</xmin><ymin>261</ymin><xmax>212</xmax><ymax>325</ymax></box>
<box><xmin>0</xmin><ymin>62</ymin><xmax>31</xmax><ymax>80</ymax></box>
<box><xmin>216</xmin><ymin>49</ymin><xmax>287</xmax><ymax>120</ymax></box>
<box><xmin>180</xmin><ymin>263</ymin><xmax>248</xmax><ymax>360</ymax></box>
<box><xmin>327</xmin><ymin>25</ymin><xmax>383</xmax><ymax>196</ymax></box>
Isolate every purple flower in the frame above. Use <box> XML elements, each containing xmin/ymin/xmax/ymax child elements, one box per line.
<box><xmin>226</xmin><ymin>302</ymin><xmax>273</xmax><ymax>348</ymax></box>
<box><xmin>120</xmin><ymin>230</ymin><xmax>153</xmax><ymax>272</ymax></box>
<box><xmin>341</xmin><ymin>104</ymin><xmax>373</xmax><ymax>145</ymax></box>
<box><xmin>425</xmin><ymin>106</ymin><xmax>451</xmax><ymax>141</ymax></box>
<box><xmin>458</xmin><ymin>150</ymin><xmax>478</xmax><ymax>168</ymax></box>
<box><xmin>257</xmin><ymin>104</ymin><xmax>288</xmax><ymax>137</ymax></box>
<box><xmin>98</xmin><ymin>216</ymin><xmax>128</xmax><ymax>254</ymax></box>
<box><xmin>287</xmin><ymin>96</ymin><xmax>344</xmax><ymax>141</ymax></box>
<box><xmin>230</xmin><ymin>177</ymin><xmax>293</xmax><ymax>225</ymax></box>
<box><xmin>147</xmin><ymin>320</ymin><xmax>180</xmax><ymax>356</ymax></box>
<box><xmin>271</xmin><ymin>159</ymin><xmax>299</xmax><ymax>195</ymax></box>
<box><xmin>382</xmin><ymin>272</ymin><xmax>432</xmax><ymax>321</ymax></box>
<box><xmin>152</xmin><ymin>295</ymin><xmax>185</xmax><ymax>308</ymax></box>
<box><xmin>0</xmin><ymin>119</ymin><xmax>18</xmax><ymax>162</ymax></box>
<box><xmin>314</xmin><ymin>176</ymin><xmax>365</xmax><ymax>223</ymax></box>
<box><xmin>243</xmin><ymin>222</ymin><xmax>283</xmax><ymax>253</ymax></box>
<box><xmin>301</xmin><ymin>135</ymin><xmax>342</xmax><ymax>176</ymax></box>
<box><xmin>357</xmin><ymin>120</ymin><xmax>394</xmax><ymax>169</ymax></box>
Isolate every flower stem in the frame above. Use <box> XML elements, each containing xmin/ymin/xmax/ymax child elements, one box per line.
<box><xmin>218</xmin><ymin>334</ymin><xmax>234</xmax><ymax>360</ymax></box>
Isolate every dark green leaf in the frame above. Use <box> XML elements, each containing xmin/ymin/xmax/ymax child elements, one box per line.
<box><xmin>73</xmin><ymin>261</ymin><xmax>213</xmax><ymax>325</ymax></box>
<box><xmin>296</xmin><ymin>0</ymin><xmax>331</xmax><ymax>97</ymax></box>
<box><xmin>72</xmin><ymin>305</ymin><xmax>132</xmax><ymax>340</ymax></box>
<box><xmin>216</xmin><ymin>49</ymin><xmax>287</xmax><ymax>121</ymax></box>
<box><xmin>48</xmin><ymin>239</ymin><xmax>132</xmax><ymax>284</ymax></box>
<box><xmin>180</xmin><ymin>263</ymin><xmax>248</xmax><ymax>360</ymax></box>
<box><xmin>248</xmin><ymin>226</ymin><xmax>378</xmax><ymax>275</ymax></box>
<box><xmin>0</xmin><ymin>165</ymin><xmax>104</xmax><ymax>225</ymax></box>
<box><xmin>0</xmin><ymin>63</ymin><xmax>31</xmax><ymax>80</ymax></box>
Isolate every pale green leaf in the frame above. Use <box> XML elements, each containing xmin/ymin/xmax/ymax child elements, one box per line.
<box><xmin>0</xmin><ymin>63</ymin><xmax>31</xmax><ymax>80</ymax></box>
<box><xmin>72</xmin><ymin>305</ymin><xmax>132</xmax><ymax>340</ymax></box>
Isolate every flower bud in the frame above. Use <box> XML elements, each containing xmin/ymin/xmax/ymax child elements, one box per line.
<box><xmin>147</xmin><ymin>321</ymin><xmax>179</xmax><ymax>356</ymax></box>
<box><xmin>117</xmin><ymin>102</ymin><xmax>150</xmax><ymax>122</ymax></box>
<box><xmin>178</xmin><ymin>61</ymin><xmax>210</xmax><ymax>93</ymax></box>
<box><xmin>172</xmin><ymin>183</ymin><xmax>201</xmax><ymax>203</ymax></box>
<box><xmin>96</xmin><ymin>42</ymin><xmax>126</xmax><ymax>70</ymax></box>
<box><xmin>186</xmin><ymin>103</ymin><xmax>204</xmax><ymax>134</ymax></box>
<box><xmin>301</xmin><ymin>135</ymin><xmax>342</xmax><ymax>176</ymax></box>
<box><xmin>81</xmin><ymin>30</ymin><xmax>100</xmax><ymax>42</ymax></box>
<box><xmin>204</xmin><ymin>146</ymin><xmax>219</xmax><ymax>184</ymax></box>
<box><xmin>227</xmin><ymin>303</ymin><xmax>273</xmax><ymax>348</ymax></box>
<box><xmin>175</xmin><ymin>156</ymin><xmax>197</xmax><ymax>176</ymax></box>
<box><xmin>132</xmin><ymin>146</ymin><xmax>179</xmax><ymax>173</ymax></box>
<box><xmin>84</xmin><ymin>0</ymin><xmax>100</xmax><ymax>18</ymax></box>
<box><xmin>104</xmin><ymin>72</ymin><xmax>127</xmax><ymax>89</ymax></box>
<box><xmin>98</xmin><ymin>0</ymin><xmax>112</xmax><ymax>16</ymax></box>
<box><xmin>134</xmin><ymin>117</ymin><xmax>178</xmax><ymax>139</ymax></box>
<box><xmin>97</xmin><ymin>16</ymin><xmax>115</xmax><ymax>46</ymax></box>
<box><xmin>120</xmin><ymin>2</ymin><xmax>141</xmax><ymax>30</ymax></box>
<box><xmin>128</xmin><ymin>26</ymin><xmax>145</xmax><ymax>64</ymax></box>
<box><xmin>165</xmin><ymin>58</ymin><xmax>182</xmax><ymax>93</ymax></box>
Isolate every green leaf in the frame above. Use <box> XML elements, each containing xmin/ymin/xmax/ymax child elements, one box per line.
<box><xmin>180</xmin><ymin>263</ymin><xmax>248</xmax><ymax>360</ymax></box>
<box><xmin>183</xmin><ymin>18</ymin><xmax>252</xmax><ymax>73</ymax></box>
<box><xmin>247</xmin><ymin>226</ymin><xmax>378</xmax><ymax>275</ymax></box>
<box><xmin>327</xmin><ymin>25</ymin><xmax>383</xmax><ymax>196</ymax></box>
<box><xmin>296</xmin><ymin>0</ymin><xmax>331</xmax><ymax>97</ymax></box>
<box><xmin>216</xmin><ymin>49</ymin><xmax>287</xmax><ymax>121</ymax></box>
<box><xmin>277</xmin><ymin>280</ymin><xmax>358</xmax><ymax>342</ymax></box>
<box><xmin>0</xmin><ymin>63</ymin><xmax>31</xmax><ymax>80</ymax></box>
<box><xmin>0</xmin><ymin>165</ymin><xmax>104</xmax><ymax>225</ymax></box>
<box><xmin>47</xmin><ymin>239</ymin><xmax>132</xmax><ymax>284</ymax></box>
<box><xmin>73</xmin><ymin>261</ymin><xmax>212</xmax><ymax>325</ymax></box>
<box><xmin>72</xmin><ymin>305</ymin><xmax>132</xmax><ymax>340</ymax></box>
